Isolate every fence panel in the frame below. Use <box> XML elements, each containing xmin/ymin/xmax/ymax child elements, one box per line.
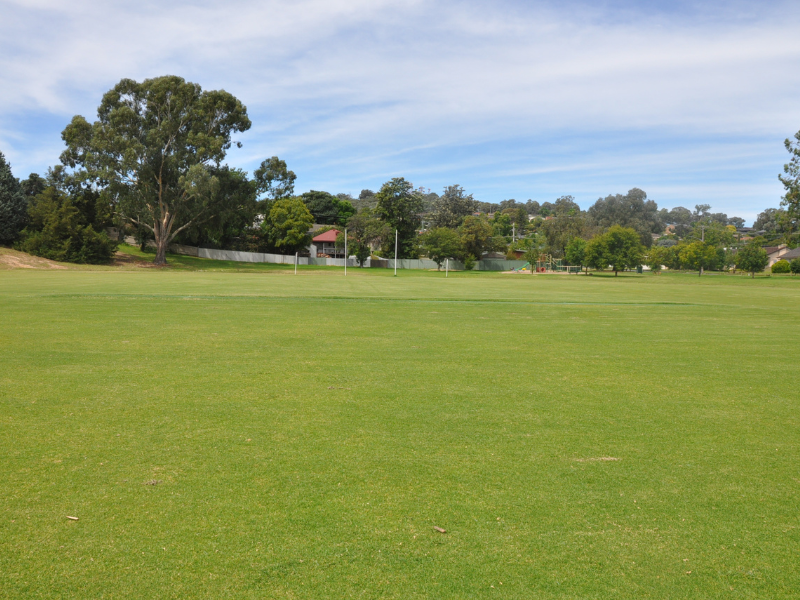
<box><xmin>475</xmin><ymin>260</ymin><xmax>527</xmax><ymax>271</ymax></box>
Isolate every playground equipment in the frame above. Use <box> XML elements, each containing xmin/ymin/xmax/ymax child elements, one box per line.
<box><xmin>509</xmin><ymin>255</ymin><xmax>582</xmax><ymax>274</ymax></box>
<box><xmin>534</xmin><ymin>254</ymin><xmax>582</xmax><ymax>273</ymax></box>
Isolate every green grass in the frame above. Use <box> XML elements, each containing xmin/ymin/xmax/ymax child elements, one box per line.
<box><xmin>1</xmin><ymin>266</ymin><xmax>799</xmax><ymax>598</ymax></box>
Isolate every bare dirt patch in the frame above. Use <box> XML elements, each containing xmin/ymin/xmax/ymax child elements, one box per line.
<box><xmin>0</xmin><ymin>249</ymin><xmax>67</xmax><ymax>270</ymax></box>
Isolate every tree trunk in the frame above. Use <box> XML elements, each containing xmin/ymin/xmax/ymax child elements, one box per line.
<box><xmin>154</xmin><ymin>237</ymin><xmax>169</xmax><ymax>265</ymax></box>
<box><xmin>152</xmin><ymin>211</ymin><xmax>173</xmax><ymax>266</ymax></box>
<box><xmin>614</xmin><ymin>270</ymin><xmax>618</xmax><ymax>276</ymax></box>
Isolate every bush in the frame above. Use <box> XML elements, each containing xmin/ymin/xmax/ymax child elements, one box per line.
<box><xmin>791</xmin><ymin>258</ymin><xmax>800</xmax><ymax>275</ymax></box>
<box><xmin>19</xmin><ymin>225</ymin><xmax>117</xmax><ymax>264</ymax></box>
<box><xmin>772</xmin><ymin>260</ymin><xmax>791</xmax><ymax>273</ymax></box>
<box><xmin>17</xmin><ymin>187</ymin><xmax>117</xmax><ymax>263</ymax></box>
<box><xmin>463</xmin><ymin>255</ymin><xmax>476</xmax><ymax>271</ymax></box>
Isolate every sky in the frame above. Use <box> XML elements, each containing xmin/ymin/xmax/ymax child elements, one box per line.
<box><xmin>1</xmin><ymin>0</ymin><xmax>799</xmax><ymax>223</ymax></box>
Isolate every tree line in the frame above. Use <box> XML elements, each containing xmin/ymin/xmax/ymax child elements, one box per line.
<box><xmin>1</xmin><ymin>75</ymin><xmax>799</xmax><ymax>274</ymax></box>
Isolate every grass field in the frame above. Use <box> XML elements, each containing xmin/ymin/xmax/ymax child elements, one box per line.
<box><xmin>1</xmin><ymin>260</ymin><xmax>799</xmax><ymax>598</ymax></box>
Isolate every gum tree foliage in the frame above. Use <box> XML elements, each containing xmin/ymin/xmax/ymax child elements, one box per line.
<box><xmin>419</xmin><ymin>227</ymin><xmax>463</xmax><ymax>269</ymax></box>
<box><xmin>728</xmin><ymin>216</ymin><xmax>746</xmax><ymax>228</ymax></box>
<box><xmin>60</xmin><ymin>76</ymin><xmax>251</xmax><ymax>265</ymax></box>
<box><xmin>551</xmin><ymin>195</ymin><xmax>581</xmax><ymax>216</ymax></box>
<box><xmin>736</xmin><ymin>243</ymin><xmax>769</xmax><ymax>277</ymax></box>
<box><xmin>588</xmin><ymin>188</ymin><xmax>663</xmax><ymax>247</ymax></box>
<box><xmin>540</xmin><ymin>214</ymin><xmax>592</xmax><ymax>258</ymax></box>
<box><xmin>459</xmin><ymin>215</ymin><xmax>494</xmax><ymax>261</ymax></box>
<box><xmin>253</xmin><ymin>156</ymin><xmax>296</xmax><ymax>205</ymax></box>
<box><xmin>689</xmin><ymin>220</ymin><xmax>736</xmax><ymax>247</ymax></box>
<box><xmin>338</xmin><ymin>209</ymin><xmax>390</xmax><ymax>267</ymax></box>
<box><xmin>502</xmin><ymin>207</ymin><xmax>529</xmax><ymax>232</ymax></box>
<box><xmin>429</xmin><ymin>185</ymin><xmax>476</xmax><ymax>229</ymax></box>
<box><xmin>753</xmin><ymin>208</ymin><xmax>784</xmax><ymax>233</ymax></box>
<box><xmin>584</xmin><ymin>225</ymin><xmax>644</xmax><ymax>276</ymax></box>
<box><xmin>175</xmin><ymin>167</ymin><xmax>258</xmax><ymax>249</ymax></box>
<box><xmin>374</xmin><ymin>177</ymin><xmax>423</xmax><ymax>258</ymax></box>
<box><xmin>262</xmin><ymin>197</ymin><xmax>314</xmax><ymax>253</ymax></box>
<box><xmin>301</xmin><ymin>190</ymin><xmax>355</xmax><ymax>225</ymax></box>
<box><xmin>0</xmin><ymin>151</ymin><xmax>27</xmax><ymax>245</ymax></box>
<box><xmin>779</xmin><ymin>129</ymin><xmax>800</xmax><ymax>219</ymax></box>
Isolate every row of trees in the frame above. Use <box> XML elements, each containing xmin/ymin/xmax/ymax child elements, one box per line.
<box><xmin>559</xmin><ymin>225</ymin><xmax>771</xmax><ymax>277</ymax></box>
<box><xmin>1</xmin><ymin>75</ymin><xmax>799</xmax><ymax>272</ymax></box>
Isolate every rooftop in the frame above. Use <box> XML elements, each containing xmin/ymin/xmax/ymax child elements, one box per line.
<box><xmin>312</xmin><ymin>229</ymin><xmax>341</xmax><ymax>243</ymax></box>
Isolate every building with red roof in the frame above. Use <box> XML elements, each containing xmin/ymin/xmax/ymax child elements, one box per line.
<box><xmin>311</xmin><ymin>229</ymin><xmax>343</xmax><ymax>257</ymax></box>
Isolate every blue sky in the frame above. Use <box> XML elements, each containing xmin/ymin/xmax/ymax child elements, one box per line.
<box><xmin>1</xmin><ymin>0</ymin><xmax>799</xmax><ymax>223</ymax></box>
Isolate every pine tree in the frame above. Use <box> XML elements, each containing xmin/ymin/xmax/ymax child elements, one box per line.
<box><xmin>0</xmin><ymin>151</ymin><xmax>28</xmax><ymax>245</ymax></box>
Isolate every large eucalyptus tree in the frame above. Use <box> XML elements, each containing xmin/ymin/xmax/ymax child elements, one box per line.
<box><xmin>61</xmin><ymin>76</ymin><xmax>251</xmax><ymax>264</ymax></box>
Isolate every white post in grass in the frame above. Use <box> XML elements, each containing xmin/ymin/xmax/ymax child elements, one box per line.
<box><xmin>446</xmin><ymin>258</ymin><xmax>449</xmax><ymax>277</ymax></box>
<box><xmin>294</xmin><ymin>252</ymin><xmax>298</xmax><ymax>275</ymax></box>
<box><xmin>394</xmin><ymin>229</ymin><xmax>398</xmax><ymax>276</ymax></box>
<box><xmin>344</xmin><ymin>228</ymin><xmax>348</xmax><ymax>276</ymax></box>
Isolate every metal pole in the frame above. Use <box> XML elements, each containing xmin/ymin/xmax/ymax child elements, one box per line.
<box><xmin>394</xmin><ymin>229</ymin><xmax>398</xmax><ymax>276</ymax></box>
<box><xmin>700</xmin><ymin>225</ymin><xmax>705</xmax><ymax>276</ymax></box>
<box><xmin>344</xmin><ymin>228</ymin><xmax>347</xmax><ymax>276</ymax></box>
<box><xmin>294</xmin><ymin>252</ymin><xmax>298</xmax><ymax>275</ymax></box>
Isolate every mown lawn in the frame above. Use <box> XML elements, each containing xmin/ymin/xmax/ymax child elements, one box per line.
<box><xmin>1</xmin><ymin>267</ymin><xmax>798</xmax><ymax>598</ymax></box>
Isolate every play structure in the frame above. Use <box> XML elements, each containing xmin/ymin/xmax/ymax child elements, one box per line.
<box><xmin>512</xmin><ymin>255</ymin><xmax>582</xmax><ymax>274</ymax></box>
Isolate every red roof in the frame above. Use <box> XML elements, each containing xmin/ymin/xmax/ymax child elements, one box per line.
<box><xmin>312</xmin><ymin>229</ymin><xmax>341</xmax><ymax>242</ymax></box>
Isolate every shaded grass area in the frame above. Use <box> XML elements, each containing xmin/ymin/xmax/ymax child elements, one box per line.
<box><xmin>0</xmin><ymin>271</ymin><xmax>799</xmax><ymax>598</ymax></box>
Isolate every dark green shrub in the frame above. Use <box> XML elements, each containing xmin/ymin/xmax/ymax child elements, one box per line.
<box><xmin>791</xmin><ymin>258</ymin><xmax>800</xmax><ymax>275</ymax></box>
<box><xmin>464</xmin><ymin>255</ymin><xmax>476</xmax><ymax>271</ymax></box>
<box><xmin>17</xmin><ymin>187</ymin><xmax>117</xmax><ymax>263</ymax></box>
<box><xmin>0</xmin><ymin>151</ymin><xmax>27</xmax><ymax>245</ymax></box>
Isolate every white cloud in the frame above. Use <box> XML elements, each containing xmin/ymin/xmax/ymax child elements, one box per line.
<box><xmin>0</xmin><ymin>0</ymin><xmax>798</xmax><ymax>217</ymax></box>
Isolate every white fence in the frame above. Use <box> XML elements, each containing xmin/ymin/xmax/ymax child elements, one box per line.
<box><xmin>196</xmin><ymin>248</ymin><xmax>528</xmax><ymax>271</ymax></box>
<box><xmin>198</xmin><ymin>248</ymin><xmax>368</xmax><ymax>267</ymax></box>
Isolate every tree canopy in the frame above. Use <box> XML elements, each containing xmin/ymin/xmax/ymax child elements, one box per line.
<box><xmin>253</xmin><ymin>156</ymin><xmax>296</xmax><ymax>202</ymax></box>
<box><xmin>736</xmin><ymin>243</ymin><xmax>769</xmax><ymax>277</ymax></box>
<box><xmin>588</xmin><ymin>188</ymin><xmax>663</xmax><ymax>247</ymax></box>
<box><xmin>429</xmin><ymin>185</ymin><xmax>476</xmax><ymax>229</ymax></box>
<box><xmin>0</xmin><ymin>151</ymin><xmax>27</xmax><ymax>245</ymax></box>
<box><xmin>301</xmin><ymin>190</ymin><xmax>355</xmax><ymax>225</ymax></box>
<box><xmin>419</xmin><ymin>227</ymin><xmax>463</xmax><ymax>269</ymax></box>
<box><xmin>459</xmin><ymin>215</ymin><xmax>494</xmax><ymax>260</ymax></box>
<box><xmin>263</xmin><ymin>197</ymin><xmax>314</xmax><ymax>253</ymax></box>
<box><xmin>585</xmin><ymin>225</ymin><xmax>644</xmax><ymax>275</ymax></box>
<box><xmin>779</xmin><ymin>129</ymin><xmax>800</xmax><ymax>219</ymax></box>
<box><xmin>374</xmin><ymin>177</ymin><xmax>423</xmax><ymax>258</ymax></box>
<box><xmin>342</xmin><ymin>210</ymin><xmax>391</xmax><ymax>267</ymax></box>
<box><xmin>60</xmin><ymin>75</ymin><xmax>251</xmax><ymax>264</ymax></box>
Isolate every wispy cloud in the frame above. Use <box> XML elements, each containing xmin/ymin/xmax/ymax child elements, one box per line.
<box><xmin>1</xmin><ymin>0</ymin><xmax>798</xmax><ymax>221</ymax></box>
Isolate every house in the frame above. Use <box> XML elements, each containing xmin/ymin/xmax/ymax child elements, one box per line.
<box><xmin>778</xmin><ymin>247</ymin><xmax>800</xmax><ymax>263</ymax></box>
<box><xmin>310</xmin><ymin>229</ymin><xmax>343</xmax><ymax>258</ymax></box>
<box><xmin>764</xmin><ymin>244</ymin><xmax>790</xmax><ymax>267</ymax></box>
